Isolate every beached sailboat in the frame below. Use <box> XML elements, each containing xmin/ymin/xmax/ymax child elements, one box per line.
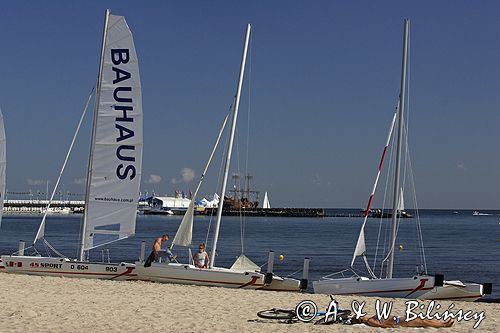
<box><xmin>314</xmin><ymin>19</ymin><xmax>491</xmax><ymax>301</ymax></box>
<box><xmin>1</xmin><ymin>9</ymin><xmax>142</xmax><ymax>280</ymax></box>
<box><xmin>313</xmin><ymin>19</ymin><xmax>438</xmax><ymax>298</ymax></box>
<box><xmin>135</xmin><ymin>24</ymin><xmax>300</xmax><ymax>291</ymax></box>
<box><xmin>420</xmin><ymin>280</ymin><xmax>490</xmax><ymax>301</ymax></box>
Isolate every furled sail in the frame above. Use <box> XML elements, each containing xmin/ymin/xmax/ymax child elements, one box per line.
<box><xmin>0</xmin><ymin>110</ymin><xmax>6</xmax><ymax>228</ymax></box>
<box><xmin>83</xmin><ymin>13</ymin><xmax>143</xmax><ymax>250</ymax></box>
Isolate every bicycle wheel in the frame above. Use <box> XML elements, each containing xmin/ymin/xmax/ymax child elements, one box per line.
<box><xmin>257</xmin><ymin>308</ymin><xmax>295</xmax><ymax>320</ymax></box>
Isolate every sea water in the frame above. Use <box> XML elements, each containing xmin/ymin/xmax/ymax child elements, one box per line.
<box><xmin>0</xmin><ymin>210</ymin><xmax>498</xmax><ymax>298</ymax></box>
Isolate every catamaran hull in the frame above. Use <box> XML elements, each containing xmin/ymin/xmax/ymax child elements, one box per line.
<box><xmin>420</xmin><ymin>281</ymin><xmax>485</xmax><ymax>301</ymax></box>
<box><xmin>313</xmin><ymin>275</ymin><xmax>435</xmax><ymax>299</ymax></box>
<box><xmin>135</xmin><ymin>262</ymin><xmax>266</xmax><ymax>289</ymax></box>
<box><xmin>258</xmin><ymin>276</ymin><xmax>301</xmax><ymax>292</ymax></box>
<box><xmin>135</xmin><ymin>262</ymin><xmax>301</xmax><ymax>291</ymax></box>
<box><xmin>0</xmin><ymin>255</ymin><xmax>136</xmax><ymax>280</ymax></box>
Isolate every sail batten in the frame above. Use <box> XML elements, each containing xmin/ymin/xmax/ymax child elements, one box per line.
<box><xmin>83</xmin><ymin>13</ymin><xmax>143</xmax><ymax>252</ymax></box>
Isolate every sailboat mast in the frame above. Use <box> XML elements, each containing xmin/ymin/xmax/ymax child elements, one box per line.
<box><xmin>387</xmin><ymin>18</ymin><xmax>409</xmax><ymax>278</ymax></box>
<box><xmin>79</xmin><ymin>9</ymin><xmax>110</xmax><ymax>262</ymax></box>
<box><xmin>209</xmin><ymin>24</ymin><xmax>251</xmax><ymax>268</ymax></box>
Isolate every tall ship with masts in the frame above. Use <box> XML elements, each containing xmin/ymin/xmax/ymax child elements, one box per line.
<box><xmin>224</xmin><ymin>173</ymin><xmax>259</xmax><ymax>209</ymax></box>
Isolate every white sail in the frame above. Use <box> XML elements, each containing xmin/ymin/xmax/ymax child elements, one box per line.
<box><xmin>398</xmin><ymin>188</ymin><xmax>405</xmax><ymax>211</ymax></box>
<box><xmin>262</xmin><ymin>191</ymin><xmax>270</xmax><ymax>209</ymax></box>
<box><xmin>83</xmin><ymin>13</ymin><xmax>143</xmax><ymax>251</ymax></box>
<box><xmin>172</xmin><ymin>200</ymin><xmax>194</xmax><ymax>247</ymax></box>
<box><xmin>230</xmin><ymin>254</ymin><xmax>260</xmax><ymax>273</ymax></box>
<box><xmin>351</xmin><ymin>222</ymin><xmax>366</xmax><ymax>266</ymax></box>
<box><xmin>0</xmin><ymin>109</ymin><xmax>5</xmax><ymax>228</ymax></box>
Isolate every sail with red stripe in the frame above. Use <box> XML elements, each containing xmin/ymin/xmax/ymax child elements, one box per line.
<box><xmin>351</xmin><ymin>111</ymin><xmax>397</xmax><ymax>267</ymax></box>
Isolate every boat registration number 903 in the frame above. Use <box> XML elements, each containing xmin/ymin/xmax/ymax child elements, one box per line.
<box><xmin>70</xmin><ymin>264</ymin><xmax>89</xmax><ymax>270</ymax></box>
<box><xmin>105</xmin><ymin>266</ymin><xmax>118</xmax><ymax>272</ymax></box>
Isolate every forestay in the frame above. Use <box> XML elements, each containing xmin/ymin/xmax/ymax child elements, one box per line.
<box><xmin>84</xmin><ymin>13</ymin><xmax>143</xmax><ymax>251</ymax></box>
<box><xmin>0</xmin><ymin>110</ymin><xmax>6</xmax><ymax>228</ymax></box>
<box><xmin>351</xmin><ymin>111</ymin><xmax>397</xmax><ymax>269</ymax></box>
<box><xmin>171</xmin><ymin>113</ymin><xmax>229</xmax><ymax>248</ymax></box>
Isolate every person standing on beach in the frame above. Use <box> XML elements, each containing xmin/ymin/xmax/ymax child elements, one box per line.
<box><xmin>144</xmin><ymin>234</ymin><xmax>176</xmax><ymax>267</ymax></box>
<box><xmin>193</xmin><ymin>243</ymin><xmax>209</xmax><ymax>268</ymax></box>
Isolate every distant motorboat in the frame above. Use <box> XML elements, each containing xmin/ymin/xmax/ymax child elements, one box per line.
<box><xmin>472</xmin><ymin>211</ymin><xmax>491</xmax><ymax>216</ymax></box>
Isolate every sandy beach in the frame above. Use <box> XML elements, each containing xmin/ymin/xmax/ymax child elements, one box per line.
<box><xmin>0</xmin><ymin>273</ymin><xmax>497</xmax><ymax>332</ymax></box>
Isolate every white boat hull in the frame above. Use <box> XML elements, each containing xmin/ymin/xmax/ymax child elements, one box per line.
<box><xmin>135</xmin><ymin>261</ymin><xmax>300</xmax><ymax>291</ymax></box>
<box><xmin>0</xmin><ymin>255</ymin><xmax>136</xmax><ymax>280</ymax></box>
<box><xmin>135</xmin><ymin>262</ymin><xmax>265</xmax><ymax>289</ymax></box>
<box><xmin>313</xmin><ymin>275</ymin><xmax>435</xmax><ymax>298</ymax></box>
<box><xmin>259</xmin><ymin>275</ymin><xmax>301</xmax><ymax>292</ymax></box>
<box><xmin>420</xmin><ymin>281</ymin><xmax>485</xmax><ymax>301</ymax></box>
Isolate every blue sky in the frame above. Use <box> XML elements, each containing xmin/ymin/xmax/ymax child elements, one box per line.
<box><xmin>0</xmin><ymin>1</ymin><xmax>498</xmax><ymax>209</ymax></box>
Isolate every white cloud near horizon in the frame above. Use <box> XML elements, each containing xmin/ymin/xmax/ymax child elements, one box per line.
<box><xmin>73</xmin><ymin>178</ymin><xmax>86</xmax><ymax>185</ymax></box>
<box><xmin>171</xmin><ymin>168</ymin><xmax>195</xmax><ymax>184</ymax></box>
<box><xmin>456</xmin><ymin>163</ymin><xmax>466</xmax><ymax>171</ymax></box>
<box><xmin>312</xmin><ymin>173</ymin><xmax>321</xmax><ymax>185</ymax></box>
<box><xmin>27</xmin><ymin>178</ymin><xmax>46</xmax><ymax>186</ymax></box>
<box><xmin>146</xmin><ymin>174</ymin><xmax>162</xmax><ymax>184</ymax></box>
